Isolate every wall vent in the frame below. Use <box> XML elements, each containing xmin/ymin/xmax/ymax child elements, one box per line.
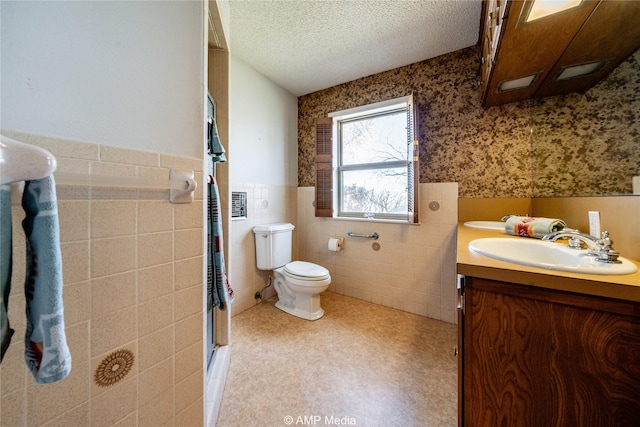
<box><xmin>232</xmin><ymin>192</ymin><xmax>247</xmax><ymax>219</ymax></box>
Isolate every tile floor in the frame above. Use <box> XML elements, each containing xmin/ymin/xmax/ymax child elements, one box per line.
<box><xmin>216</xmin><ymin>292</ymin><xmax>458</xmax><ymax>426</ymax></box>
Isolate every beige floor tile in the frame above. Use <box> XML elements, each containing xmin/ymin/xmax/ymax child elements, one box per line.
<box><xmin>217</xmin><ymin>292</ymin><xmax>457</xmax><ymax>427</ymax></box>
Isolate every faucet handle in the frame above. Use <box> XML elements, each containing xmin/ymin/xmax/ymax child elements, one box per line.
<box><xmin>596</xmin><ymin>231</ymin><xmax>614</xmax><ymax>251</ymax></box>
<box><xmin>598</xmin><ymin>231</ymin><xmax>613</xmax><ymax>247</ymax></box>
<box><xmin>598</xmin><ymin>248</ymin><xmax>621</xmax><ymax>263</ymax></box>
<box><xmin>596</xmin><ymin>231</ymin><xmax>621</xmax><ymax>263</ymax></box>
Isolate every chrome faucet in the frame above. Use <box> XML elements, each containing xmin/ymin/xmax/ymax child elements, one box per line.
<box><xmin>542</xmin><ymin>228</ymin><xmax>598</xmax><ymax>249</ymax></box>
<box><xmin>542</xmin><ymin>229</ymin><xmax>621</xmax><ymax>263</ymax></box>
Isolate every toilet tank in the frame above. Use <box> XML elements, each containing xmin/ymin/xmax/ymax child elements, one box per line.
<box><xmin>253</xmin><ymin>223</ymin><xmax>295</xmax><ymax>270</ymax></box>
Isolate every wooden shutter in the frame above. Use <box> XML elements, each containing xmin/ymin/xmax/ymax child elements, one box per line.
<box><xmin>407</xmin><ymin>93</ymin><xmax>420</xmax><ymax>224</ymax></box>
<box><xmin>315</xmin><ymin>117</ymin><xmax>333</xmax><ymax>217</ymax></box>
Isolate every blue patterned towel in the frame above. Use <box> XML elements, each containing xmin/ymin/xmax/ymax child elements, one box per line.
<box><xmin>207</xmin><ymin>95</ymin><xmax>227</xmax><ymax>163</ymax></box>
<box><xmin>21</xmin><ymin>177</ymin><xmax>71</xmax><ymax>383</ymax></box>
<box><xmin>208</xmin><ymin>176</ymin><xmax>233</xmax><ymax>310</ymax></box>
<box><xmin>1</xmin><ymin>185</ymin><xmax>15</xmax><ymax>361</ymax></box>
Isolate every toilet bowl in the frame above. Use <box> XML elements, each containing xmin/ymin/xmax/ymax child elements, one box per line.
<box><xmin>273</xmin><ymin>261</ymin><xmax>331</xmax><ymax>320</ymax></box>
<box><xmin>253</xmin><ymin>223</ymin><xmax>332</xmax><ymax>320</ymax></box>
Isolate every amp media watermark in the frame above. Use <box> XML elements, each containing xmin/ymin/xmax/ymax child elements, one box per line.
<box><xmin>283</xmin><ymin>414</ymin><xmax>357</xmax><ymax>425</ymax></box>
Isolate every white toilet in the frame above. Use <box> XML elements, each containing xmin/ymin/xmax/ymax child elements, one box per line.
<box><xmin>253</xmin><ymin>223</ymin><xmax>331</xmax><ymax>320</ymax></box>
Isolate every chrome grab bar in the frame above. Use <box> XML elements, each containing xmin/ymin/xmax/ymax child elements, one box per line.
<box><xmin>346</xmin><ymin>231</ymin><xmax>379</xmax><ymax>240</ymax></box>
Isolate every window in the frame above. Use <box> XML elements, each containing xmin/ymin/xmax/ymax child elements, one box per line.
<box><xmin>315</xmin><ymin>95</ymin><xmax>419</xmax><ymax>223</ymax></box>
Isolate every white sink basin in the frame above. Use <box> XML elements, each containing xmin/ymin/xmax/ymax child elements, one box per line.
<box><xmin>464</xmin><ymin>221</ymin><xmax>505</xmax><ymax>231</ymax></box>
<box><xmin>469</xmin><ymin>237</ymin><xmax>638</xmax><ymax>275</ymax></box>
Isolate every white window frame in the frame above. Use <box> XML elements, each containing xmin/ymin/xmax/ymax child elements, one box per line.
<box><xmin>329</xmin><ymin>96</ymin><xmax>414</xmax><ymax>222</ymax></box>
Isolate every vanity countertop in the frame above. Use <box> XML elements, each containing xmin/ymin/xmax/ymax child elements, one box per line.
<box><xmin>457</xmin><ymin>223</ymin><xmax>640</xmax><ymax>302</ymax></box>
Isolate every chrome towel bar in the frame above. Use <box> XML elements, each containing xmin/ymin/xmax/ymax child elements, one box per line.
<box><xmin>54</xmin><ymin>169</ymin><xmax>197</xmax><ymax>204</ymax></box>
<box><xmin>346</xmin><ymin>231</ymin><xmax>379</xmax><ymax>240</ymax></box>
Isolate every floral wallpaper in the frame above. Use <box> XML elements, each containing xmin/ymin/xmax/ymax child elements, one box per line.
<box><xmin>532</xmin><ymin>50</ymin><xmax>640</xmax><ymax>197</ymax></box>
<box><xmin>298</xmin><ymin>46</ymin><xmax>640</xmax><ymax>198</ymax></box>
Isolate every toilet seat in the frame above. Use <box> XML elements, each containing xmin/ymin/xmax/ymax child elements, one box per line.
<box><xmin>284</xmin><ymin>261</ymin><xmax>329</xmax><ymax>281</ymax></box>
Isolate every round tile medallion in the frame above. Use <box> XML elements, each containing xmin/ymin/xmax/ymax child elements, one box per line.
<box><xmin>94</xmin><ymin>349</ymin><xmax>134</xmax><ymax>387</ymax></box>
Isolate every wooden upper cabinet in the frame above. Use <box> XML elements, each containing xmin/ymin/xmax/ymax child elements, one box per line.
<box><xmin>536</xmin><ymin>0</ymin><xmax>640</xmax><ymax>98</ymax></box>
<box><xmin>481</xmin><ymin>0</ymin><xmax>640</xmax><ymax>107</ymax></box>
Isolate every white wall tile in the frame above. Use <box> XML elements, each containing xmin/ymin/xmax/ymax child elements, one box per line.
<box><xmin>0</xmin><ymin>136</ymin><xmax>206</xmax><ymax>426</ymax></box>
<box><xmin>294</xmin><ymin>183</ymin><xmax>458</xmax><ymax>324</ymax></box>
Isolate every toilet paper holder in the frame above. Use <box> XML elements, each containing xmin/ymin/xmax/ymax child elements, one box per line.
<box><xmin>346</xmin><ymin>231</ymin><xmax>379</xmax><ymax>240</ymax></box>
<box><xmin>328</xmin><ymin>237</ymin><xmax>344</xmax><ymax>252</ymax></box>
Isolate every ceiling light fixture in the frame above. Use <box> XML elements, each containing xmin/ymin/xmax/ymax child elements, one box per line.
<box><xmin>555</xmin><ymin>60</ymin><xmax>608</xmax><ymax>80</ymax></box>
<box><xmin>498</xmin><ymin>73</ymin><xmax>540</xmax><ymax>92</ymax></box>
<box><xmin>525</xmin><ymin>0</ymin><xmax>583</xmax><ymax>22</ymax></box>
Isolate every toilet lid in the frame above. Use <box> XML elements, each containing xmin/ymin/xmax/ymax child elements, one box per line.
<box><xmin>284</xmin><ymin>261</ymin><xmax>329</xmax><ymax>279</ymax></box>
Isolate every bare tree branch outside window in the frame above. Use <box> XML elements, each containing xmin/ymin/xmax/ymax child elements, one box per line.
<box><xmin>339</xmin><ymin>109</ymin><xmax>409</xmax><ymax>215</ymax></box>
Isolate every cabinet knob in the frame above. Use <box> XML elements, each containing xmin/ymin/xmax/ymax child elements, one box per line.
<box><xmin>454</xmin><ymin>345</ymin><xmax>459</xmax><ymax>357</ymax></box>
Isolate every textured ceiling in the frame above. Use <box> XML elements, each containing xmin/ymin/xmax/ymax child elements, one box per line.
<box><xmin>228</xmin><ymin>0</ymin><xmax>482</xmax><ymax>96</ymax></box>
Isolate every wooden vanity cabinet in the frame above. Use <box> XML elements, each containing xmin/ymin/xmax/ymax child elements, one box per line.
<box><xmin>480</xmin><ymin>0</ymin><xmax>640</xmax><ymax>107</ymax></box>
<box><xmin>458</xmin><ymin>276</ymin><xmax>640</xmax><ymax>426</ymax></box>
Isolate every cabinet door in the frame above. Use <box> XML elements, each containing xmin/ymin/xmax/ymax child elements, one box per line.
<box><xmin>545</xmin><ymin>298</ymin><xmax>640</xmax><ymax>426</ymax></box>
<box><xmin>463</xmin><ymin>278</ymin><xmax>554</xmax><ymax>426</ymax></box>
<box><xmin>462</xmin><ymin>277</ymin><xmax>640</xmax><ymax>426</ymax></box>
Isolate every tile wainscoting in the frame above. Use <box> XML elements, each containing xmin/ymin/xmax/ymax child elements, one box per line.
<box><xmin>228</xmin><ymin>183</ymin><xmax>298</xmax><ymax>316</ymax></box>
<box><xmin>297</xmin><ymin>183</ymin><xmax>459</xmax><ymax>324</ymax></box>
<box><xmin>0</xmin><ymin>131</ymin><xmax>205</xmax><ymax>426</ymax></box>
